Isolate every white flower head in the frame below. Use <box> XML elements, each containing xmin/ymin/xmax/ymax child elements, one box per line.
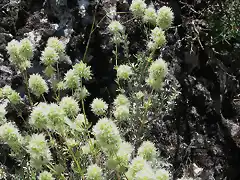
<box><xmin>38</xmin><ymin>171</ymin><xmax>55</xmax><ymax>180</ymax></box>
<box><xmin>138</xmin><ymin>141</ymin><xmax>157</xmax><ymax>161</ymax></box>
<box><xmin>117</xmin><ymin>64</ymin><xmax>133</xmax><ymax>80</ymax></box>
<box><xmin>91</xmin><ymin>98</ymin><xmax>108</xmax><ymax>116</ymax></box>
<box><xmin>155</xmin><ymin>169</ymin><xmax>170</xmax><ymax>180</ymax></box>
<box><xmin>93</xmin><ymin>118</ymin><xmax>121</xmax><ymax>152</ymax></box>
<box><xmin>59</xmin><ymin>96</ymin><xmax>80</xmax><ymax>118</ymax></box>
<box><xmin>130</xmin><ymin>0</ymin><xmax>147</xmax><ymax>18</ymax></box>
<box><xmin>156</xmin><ymin>6</ymin><xmax>174</xmax><ymax>30</ymax></box>
<box><xmin>143</xmin><ymin>6</ymin><xmax>157</xmax><ymax>25</ymax></box>
<box><xmin>28</xmin><ymin>74</ymin><xmax>48</xmax><ymax>97</ymax></box>
<box><xmin>108</xmin><ymin>20</ymin><xmax>125</xmax><ymax>34</ymax></box>
<box><xmin>86</xmin><ymin>164</ymin><xmax>103</xmax><ymax>180</ymax></box>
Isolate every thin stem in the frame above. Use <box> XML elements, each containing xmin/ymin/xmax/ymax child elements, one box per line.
<box><xmin>68</xmin><ymin>147</ymin><xmax>83</xmax><ymax>176</ymax></box>
<box><xmin>83</xmin><ymin>14</ymin><xmax>96</xmax><ymax>62</ymax></box>
<box><xmin>115</xmin><ymin>44</ymin><xmax>118</xmax><ymax>67</ymax></box>
<box><xmin>42</xmin><ymin>94</ymin><xmax>47</xmax><ymax>103</ymax></box>
<box><xmin>22</xmin><ymin>71</ymin><xmax>33</xmax><ymax>107</ymax></box>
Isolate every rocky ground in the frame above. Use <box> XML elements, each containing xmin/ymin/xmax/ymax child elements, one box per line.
<box><xmin>0</xmin><ymin>0</ymin><xmax>240</xmax><ymax>179</ymax></box>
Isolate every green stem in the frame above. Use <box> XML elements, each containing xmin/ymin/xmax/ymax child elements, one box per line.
<box><xmin>22</xmin><ymin>71</ymin><xmax>33</xmax><ymax>107</ymax></box>
<box><xmin>83</xmin><ymin>14</ymin><xmax>96</xmax><ymax>62</ymax></box>
<box><xmin>115</xmin><ymin>44</ymin><xmax>118</xmax><ymax>67</ymax></box>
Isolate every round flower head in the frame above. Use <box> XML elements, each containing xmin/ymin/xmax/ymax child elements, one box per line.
<box><xmin>137</xmin><ymin>141</ymin><xmax>157</xmax><ymax>161</ymax></box>
<box><xmin>0</xmin><ymin>122</ymin><xmax>23</xmax><ymax>151</ymax></box>
<box><xmin>155</xmin><ymin>169</ymin><xmax>170</xmax><ymax>180</ymax></box>
<box><xmin>59</xmin><ymin>96</ymin><xmax>80</xmax><ymax>118</ymax></box>
<box><xmin>29</xmin><ymin>102</ymin><xmax>49</xmax><ymax>129</ymax></box>
<box><xmin>108</xmin><ymin>20</ymin><xmax>124</xmax><ymax>34</ymax></box>
<box><xmin>108</xmin><ymin>141</ymin><xmax>133</xmax><ymax>172</ymax></box>
<box><xmin>18</xmin><ymin>38</ymin><xmax>34</xmax><ymax>61</ymax></box>
<box><xmin>86</xmin><ymin>164</ymin><xmax>103</xmax><ymax>180</ymax></box>
<box><xmin>6</xmin><ymin>40</ymin><xmax>20</xmax><ymax>63</ymax></box>
<box><xmin>74</xmin><ymin>113</ymin><xmax>87</xmax><ymax>131</ymax></box>
<box><xmin>135</xmin><ymin>166</ymin><xmax>155</xmax><ymax>180</ymax></box>
<box><xmin>149</xmin><ymin>27</ymin><xmax>166</xmax><ymax>50</ymax></box>
<box><xmin>0</xmin><ymin>103</ymin><xmax>7</xmax><ymax>124</ymax></box>
<box><xmin>2</xmin><ymin>85</ymin><xmax>21</xmax><ymax>105</ymax></box>
<box><xmin>93</xmin><ymin>118</ymin><xmax>121</xmax><ymax>152</ymax></box>
<box><xmin>38</xmin><ymin>171</ymin><xmax>54</xmax><ymax>180</ymax></box>
<box><xmin>47</xmin><ymin>37</ymin><xmax>65</xmax><ymax>56</ymax></box>
<box><xmin>47</xmin><ymin>103</ymin><xmax>66</xmax><ymax>130</ymax></box>
<box><xmin>6</xmin><ymin>39</ymin><xmax>31</xmax><ymax>71</ymax></box>
<box><xmin>156</xmin><ymin>6</ymin><xmax>174</xmax><ymax>30</ymax></box>
<box><xmin>91</xmin><ymin>98</ymin><xmax>108</xmax><ymax>116</ymax></box>
<box><xmin>114</xmin><ymin>105</ymin><xmax>130</xmax><ymax>121</ymax></box>
<box><xmin>148</xmin><ymin>58</ymin><xmax>168</xmax><ymax>80</ymax></box>
<box><xmin>40</xmin><ymin>47</ymin><xmax>59</xmax><ymax>66</ymax></box>
<box><xmin>113</xmin><ymin>94</ymin><xmax>130</xmax><ymax>107</ymax></box>
<box><xmin>143</xmin><ymin>6</ymin><xmax>157</xmax><ymax>25</ymax></box>
<box><xmin>27</xmin><ymin>133</ymin><xmax>52</xmax><ymax>169</ymax></box>
<box><xmin>146</xmin><ymin>76</ymin><xmax>164</xmax><ymax>90</ymax></box>
<box><xmin>64</xmin><ymin>69</ymin><xmax>80</xmax><ymax>90</ymax></box>
<box><xmin>130</xmin><ymin>0</ymin><xmax>147</xmax><ymax>18</ymax></box>
<box><xmin>126</xmin><ymin>156</ymin><xmax>148</xmax><ymax>180</ymax></box>
<box><xmin>28</xmin><ymin>74</ymin><xmax>48</xmax><ymax>97</ymax></box>
<box><xmin>117</xmin><ymin>64</ymin><xmax>133</xmax><ymax>80</ymax></box>
<box><xmin>73</xmin><ymin>61</ymin><xmax>92</xmax><ymax>80</ymax></box>
<box><xmin>74</xmin><ymin>86</ymin><xmax>90</xmax><ymax>101</ymax></box>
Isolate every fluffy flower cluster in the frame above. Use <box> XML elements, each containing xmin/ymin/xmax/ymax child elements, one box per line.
<box><xmin>126</xmin><ymin>156</ymin><xmax>149</xmax><ymax>179</ymax></box>
<box><xmin>40</xmin><ymin>47</ymin><xmax>59</xmax><ymax>67</ymax></box>
<box><xmin>107</xmin><ymin>141</ymin><xmax>133</xmax><ymax>172</ymax></box>
<box><xmin>47</xmin><ymin>37</ymin><xmax>65</xmax><ymax>56</ymax></box>
<box><xmin>147</xmin><ymin>27</ymin><xmax>166</xmax><ymax>51</ymax></box>
<box><xmin>130</xmin><ymin>0</ymin><xmax>147</xmax><ymax>18</ymax></box>
<box><xmin>117</xmin><ymin>64</ymin><xmax>133</xmax><ymax>80</ymax></box>
<box><xmin>38</xmin><ymin>171</ymin><xmax>54</xmax><ymax>180</ymax></box>
<box><xmin>0</xmin><ymin>103</ymin><xmax>7</xmax><ymax>124</ymax></box>
<box><xmin>29</xmin><ymin>103</ymin><xmax>66</xmax><ymax>131</ymax></box>
<box><xmin>146</xmin><ymin>58</ymin><xmax>168</xmax><ymax>90</ymax></box>
<box><xmin>113</xmin><ymin>94</ymin><xmax>130</xmax><ymax>121</ymax></box>
<box><xmin>1</xmin><ymin>85</ymin><xmax>21</xmax><ymax>105</ymax></box>
<box><xmin>135</xmin><ymin>166</ymin><xmax>155</xmax><ymax>180</ymax></box>
<box><xmin>63</xmin><ymin>69</ymin><xmax>80</xmax><ymax>90</ymax></box>
<box><xmin>143</xmin><ymin>6</ymin><xmax>157</xmax><ymax>25</ymax></box>
<box><xmin>86</xmin><ymin>164</ymin><xmax>102</xmax><ymax>180</ymax></box>
<box><xmin>63</xmin><ymin>62</ymin><xmax>92</xmax><ymax>90</ymax></box>
<box><xmin>40</xmin><ymin>37</ymin><xmax>65</xmax><ymax>77</ymax></box>
<box><xmin>6</xmin><ymin>38</ymin><xmax>34</xmax><ymax>71</ymax></box>
<box><xmin>0</xmin><ymin>122</ymin><xmax>23</xmax><ymax>152</ymax></box>
<box><xmin>29</xmin><ymin>102</ymin><xmax>49</xmax><ymax>129</ymax></box>
<box><xmin>156</xmin><ymin>6</ymin><xmax>174</xmax><ymax>30</ymax></box>
<box><xmin>155</xmin><ymin>169</ymin><xmax>170</xmax><ymax>180</ymax></box>
<box><xmin>28</xmin><ymin>74</ymin><xmax>48</xmax><ymax>97</ymax></box>
<box><xmin>27</xmin><ymin>134</ymin><xmax>52</xmax><ymax>169</ymax></box>
<box><xmin>73</xmin><ymin>61</ymin><xmax>92</xmax><ymax>80</ymax></box>
<box><xmin>59</xmin><ymin>96</ymin><xmax>80</xmax><ymax>118</ymax></box>
<box><xmin>108</xmin><ymin>20</ymin><xmax>125</xmax><ymax>34</ymax></box>
<box><xmin>91</xmin><ymin>98</ymin><xmax>108</xmax><ymax>116</ymax></box>
<box><xmin>137</xmin><ymin>141</ymin><xmax>157</xmax><ymax>161</ymax></box>
<box><xmin>93</xmin><ymin>118</ymin><xmax>121</xmax><ymax>153</ymax></box>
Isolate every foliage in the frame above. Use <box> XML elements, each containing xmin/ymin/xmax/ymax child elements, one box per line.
<box><xmin>0</xmin><ymin>0</ymin><xmax>180</xmax><ymax>179</ymax></box>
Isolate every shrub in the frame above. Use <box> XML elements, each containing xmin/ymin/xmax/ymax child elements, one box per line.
<box><xmin>0</xmin><ymin>1</ymin><xmax>179</xmax><ymax>179</ymax></box>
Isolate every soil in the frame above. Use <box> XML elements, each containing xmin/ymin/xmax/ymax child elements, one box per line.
<box><xmin>0</xmin><ymin>0</ymin><xmax>240</xmax><ymax>179</ymax></box>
